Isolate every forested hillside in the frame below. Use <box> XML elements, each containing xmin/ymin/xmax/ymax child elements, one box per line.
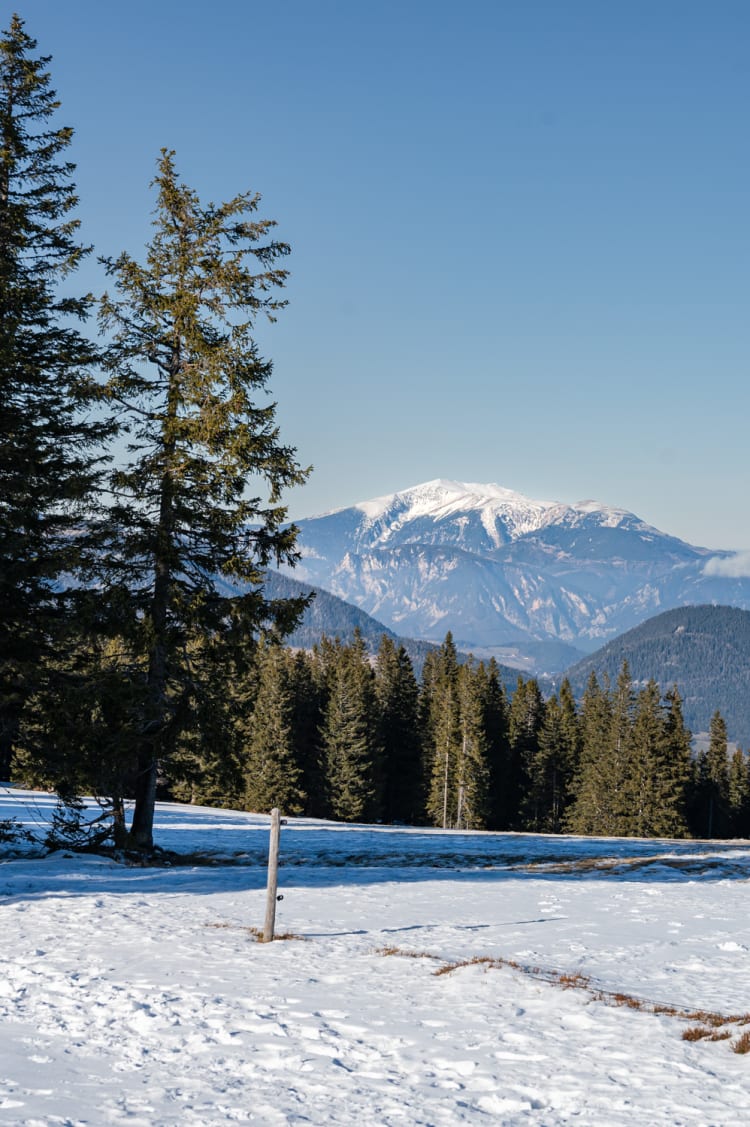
<box><xmin>566</xmin><ymin>606</ymin><xmax>750</xmax><ymax>746</ymax></box>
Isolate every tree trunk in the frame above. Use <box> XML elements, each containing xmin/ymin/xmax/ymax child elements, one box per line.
<box><xmin>126</xmin><ymin>353</ymin><xmax>178</xmax><ymax>852</ymax></box>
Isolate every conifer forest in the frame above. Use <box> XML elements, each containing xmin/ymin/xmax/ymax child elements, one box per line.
<box><xmin>2</xmin><ymin>15</ymin><xmax>747</xmax><ymax>850</ymax></box>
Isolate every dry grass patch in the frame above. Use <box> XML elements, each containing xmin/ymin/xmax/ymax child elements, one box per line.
<box><xmin>375</xmin><ymin>946</ymin><xmax>440</xmax><ymax>961</ymax></box>
<box><xmin>378</xmin><ymin>946</ymin><xmax>749</xmax><ymax>1051</ymax></box>
<box><xmin>205</xmin><ymin>922</ymin><xmax>305</xmax><ymax>942</ymax></box>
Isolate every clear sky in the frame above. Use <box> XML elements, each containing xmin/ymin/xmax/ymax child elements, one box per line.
<box><xmin>16</xmin><ymin>0</ymin><xmax>750</xmax><ymax>549</ymax></box>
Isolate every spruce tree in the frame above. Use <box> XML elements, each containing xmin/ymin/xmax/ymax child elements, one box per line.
<box><xmin>0</xmin><ymin>15</ymin><xmax>108</xmax><ymax>778</ymax></box>
<box><xmin>567</xmin><ymin>671</ymin><xmax>614</xmax><ymax>835</ymax></box>
<box><xmin>655</xmin><ymin>685</ymin><xmax>692</xmax><ymax>838</ymax></box>
<box><xmin>99</xmin><ymin>151</ymin><xmax>309</xmax><ymax>850</ymax></box>
<box><xmin>375</xmin><ymin>636</ymin><xmax>422</xmax><ymax>824</ymax></box>
<box><xmin>728</xmin><ymin>747</ymin><xmax>750</xmax><ymax>838</ymax></box>
<box><xmin>693</xmin><ymin>711</ymin><xmax>731</xmax><ymax>838</ymax></box>
<box><xmin>319</xmin><ymin>632</ymin><xmax>381</xmax><ymax>822</ymax></box>
<box><xmin>424</xmin><ymin>634</ymin><xmax>461</xmax><ymax>828</ymax></box>
<box><xmin>240</xmin><ymin>643</ymin><xmax>305</xmax><ymax>815</ymax></box>
<box><xmin>289</xmin><ymin>650</ymin><xmax>326</xmax><ymax>817</ymax></box>
<box><xmin>508</xmin><ymin>676</ymin><xmax>545</xmax><ymax>830</ymax></box>
<box><xmin>454</xmin><ymin>662</ymin><xmax>490</xmax><ymax>830</ymax></box>
<box><xmin>529</xmin><ymin>682</ymin><xmax>578</xmax><ymax>833</ymax></box>
<box><xmin>482</xmin><ymin>658</ymin><xmax>511</xmax><ymax>829</ymax></box>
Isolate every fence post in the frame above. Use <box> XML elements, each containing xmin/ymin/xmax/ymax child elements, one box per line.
<box><xmin>263</xmin><ymin>807</ymin><xmax>281</xmax><ymax>942</ymax></box>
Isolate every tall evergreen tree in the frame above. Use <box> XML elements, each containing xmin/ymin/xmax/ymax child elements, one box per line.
<box><xmin>319</xmin><ymin>632</ymin><xmax>381</xmax><ymax>822</ymax></box>
<box><xmin>481</xmin><ymin>658</ymin><xmax>511</xmax><ymax>829</ymax></box>
<box><xmin>567</xmin><ymin>671</ymin><xmax>614</xmax><ymax>835</ymax></box>
<box><xmin>0</xmin><ymin>15</ymin><xmax>108</xmax><ymax>778</ymax></box>
<box><xmin>508</xmin><ymin>676</ymin><xmax>545</xmax><ymax>830</ymax></box>
<box><xmin>98</xmin><ymin>151</ymin><xmax>310</xmax><ymax>850</ymax></box>
<box><xmin>529</xmin><ymin>681</ymin><xmax>579</xmax><ymax>833</ymax></box>
<box><xmin>655</xmin><ymin>685</ymin><xmax>692</xmax><ymax>837</ymax></box>
<box><xmin>454</xmin><ymin>662</ymin><xmax>490</xmax><ymax>830</ymax></box>
<box><xmin>375</xmin><ymin>636</ymin><xmax>422</xmax><ymax>824</ymax></box>
<box><xmin>240</xmin><ymin>642</ymin><xmax>305</xmax><ymax>815</ymax></box>
<box><xmin>728</xmin><ymin>747</ymin><xmax>750</xmax><ymax>838</ymax></box>
<box><xmin>693</xmin><ymin>711</ymin><xmax>731</xmax><ymax>838</ymax></box>
<box><xmin>289</xmin><ymin>650</ymin><xmax>326</xmax><ymax>817</ymax></box>
<box><xmin>424</xmin><ymin>634</ymin><xmax>462</xmax><ymax>828</ymax></box>
<box><xmin>626</xmin><ymin>679</ymin><xmax>690</xmax><ymax>838</ymax></box>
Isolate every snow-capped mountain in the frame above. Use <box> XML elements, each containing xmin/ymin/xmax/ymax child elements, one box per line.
<box><xmin>284</xmin><ymin>479</ymin><xmax>750</xmax><ymax>672</ymax></box>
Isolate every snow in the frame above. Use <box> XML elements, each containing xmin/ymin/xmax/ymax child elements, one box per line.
<box><xmin>352</xmin><ymin>480</ymin><xmax>559</xmax><ymax>532</ymax></box>
<box><xmin>3</xmin><ymin>788</ymin><xmax>750</xmax><ymax>1125</ymax></box>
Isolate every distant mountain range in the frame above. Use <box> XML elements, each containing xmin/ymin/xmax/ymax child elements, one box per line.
<box><xmin>261</xmin><ymin>570</ymin><xmax>522</xmax><ymax>690</ymax></box>
<box><xmin>282</xmin><ymin>479</ymin><xmax>750</xmax><ymax>672</ymax></box>
<box><xmin>565</xmin><ymin>605</ymin><xmax>750</xmax><ymax>746</ymax></box>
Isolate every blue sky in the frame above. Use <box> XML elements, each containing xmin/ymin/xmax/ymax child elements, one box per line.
<box><xmin>19</xmin><ymin>0</ymin><xmax>750</xmax><ymax>548</ymax></box>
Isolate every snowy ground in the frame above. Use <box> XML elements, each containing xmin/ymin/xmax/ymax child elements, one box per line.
<box><xmin>3</xmin><ymin>789</ymin><xmax>750</xmax><ymax>1125</ymax></box>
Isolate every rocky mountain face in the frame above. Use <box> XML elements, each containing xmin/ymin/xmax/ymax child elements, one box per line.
<box><xmin>283</xmin><ymin>479</ymin><xmax>750</xmax><ymax>673</ymax></box>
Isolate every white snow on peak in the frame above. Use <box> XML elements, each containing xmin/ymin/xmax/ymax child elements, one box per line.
<box><xmin>348</xmin><ymin>479</ymin><xmax>635</xmax><ymax>543</ymax></box>
<box><xmin>355</xmin><ymin>479</ymin><xmax>555</xmax><ymax>522</ymax></box>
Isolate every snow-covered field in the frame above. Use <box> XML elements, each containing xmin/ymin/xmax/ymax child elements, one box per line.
<box><xmin>3</xmin><ymin>789</ymin><xmax>750</xmax><ymax>1126</ymax></box>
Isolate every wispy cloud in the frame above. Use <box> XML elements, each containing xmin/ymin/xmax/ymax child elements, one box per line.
<box><xmin>703</xmin><ymin>552</ymin><xmax>750</xmax><ymax>579</ymax></box>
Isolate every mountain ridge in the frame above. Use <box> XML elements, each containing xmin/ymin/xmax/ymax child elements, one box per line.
<box><xmin>283</xmin><ymin>479</ymin><xmax>748</xmax><ymax>671</ymax></box>
<box><xmin>564</xmin><ymin>605</ymin><xmax>750</xmax><ymax>745</ymax></box>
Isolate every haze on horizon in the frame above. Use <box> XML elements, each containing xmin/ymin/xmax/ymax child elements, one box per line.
<box><xmin>25</xmin><ymin>0</ymin><xmax>750</xmax><ymax>551</ymax></box>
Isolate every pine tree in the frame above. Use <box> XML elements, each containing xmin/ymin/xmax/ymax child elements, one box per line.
<box><xmin>375</xmin><ymin>636</ymin><xmax>422</xmax><ymax>824</ymax></box>
<box><xmin>454</xmin><ymin>662</ymin><xmax>490</xmax><ymax>830</ymax></box>
<box><xmin>169</xmin><ymin>631</ymin><xmax>248</xmax><ymax>808</ymax></box>
<box><xmin>625</xmin><ymin>679</ymin><xmax>691</xmax><ymax>838</ymax></box>
<box><xmin>319</xmin><ymin>633</ymin><xmax>381</xmax><ymax>822</ymax></box>
<box><xmin>655</xmin><ymin>685</ymin><xmax>692</xmax><ymax>838</ymax></box>
<box><xmin>289</xmin><ymin>650</ymin><xmax>326</xmax><ymax>817</ymax></box>
<box><xmin>0</xmin><ymin>15</ymin><xmax>108</xmax><ymax>778</ymax></box>
<box><xmin>567</xmin><ymin>671</ymin><xmax>614</xmax><ymax>835</ymax></box>
<box><xmin>693</xmin><ymin>711</ymin><xmax>731</xmax><ymax>838</ymax></box>
<box><xmin>424</xmin><ymin>634</ymin><xmax>461</xmax><ymax>828</ymax></box>
<box><xmin>98</xmin><ymin>151</ymin><xmax>310</xmax><ymax>850</ymax></box>
<box><xmin>728</xmin><ymin>747</ymin><xmax>750</xmax><ymax>838</ymax></box>
<box><xmin>240</xmin><ymin>643</ymin><xmax>305</xmax><ymax>815</ymax></box>
<box><xmin>530</xmin><ymin>682</ymin><xmax>579</xmax><ymax>833</ymax></box>
<box><xmin>481</xmin><ymin>658</ymin><xmax>511</xmax><ymax>829</ymax></box>
<box><xmin>508</xmin><ymin>676</ymin><xmax>545</xmax><ymax>830</ymax></box>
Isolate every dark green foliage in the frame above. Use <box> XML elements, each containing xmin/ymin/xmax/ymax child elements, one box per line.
<box><xmin>0</xmin><ymin>15</ymin><xmax>109</xmax><ymax>779</ymax></box>
<box><xmin>528</xmin><ymin>680</ymin><xmax>580</xmax><ymax>833</ymax></box>
<box><xmin>626</xmin><ymin>680</ymin><xmax>690</xmax><ymax>838</ymax></box>
<box><xmin>289</xmin><ymin>650</ymin><xmax>326</xmax><ymax>816</ymax></box>
<box><xmin>168</xmin><ymin>634</ymin><xmax>247</xmax><ymax>809</ymax></box>
<box><xmin>568</xmin><ymin>666</ymin><xmax>693</xmax><ymax>838</ymax></box>
<box><xmin>567</xmin><ymin>671</ymin><xmax>616</xmax><ymax>835</ymax></box>
<box><xmin>566</xmin><ymin>605</ymin><xmax>750</xmax><ymax>747</ymax></box>
<box><xmin>375</xmin><ymin>636</ymin><xmax>423</xmax><ymax>824</ymax></box>
<box><xmin>240</xmin><ymin>643</ymin><xmax>306</xmax><ymax>815</ymax></box>
<box><xmin>13</xmin><ymin>633</ymin><xmax>141</xmax><ymax>842</ymax></box>
<box><xmin>728</xmin><ymin>747</ymin><xmax>750</xmax><ymax>838</ymax></box>
<box><xmin>691</xmin><ymin>711</ymin><xmax>731</xmax><ymax>838</ymax></box>
<box><xmin>98</xmin><ymin>151</ymin><xmax>310</xmax><ymax>849</ymax></box>
<box><xmin>509</xmin><ymin>676</ymin><xmax>545</xmax><ymax>830</ymax></box>
<box><xmin>454</xmin><ymin>662</ymin><xmax>491</xmax><ymax>829</ymax></box>
<box><xmin>482</xmin><ymin>658</ymin><xmax>511</xmax><ymax>829</ymax></box>
<box><xmin>423</xmin><ymin>634</ymin><xmax>462</xmax><ymax>828</ymax></box>
<box><xmin>319</xmin><ymin>633</ymin><xmax>382</xmax><ymax>822</ymax></box>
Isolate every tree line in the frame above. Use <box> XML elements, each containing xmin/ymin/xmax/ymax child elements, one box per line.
<box><xmin>19</xmin><ymin>627</ymin><xmax>747</xmax><ymax>842</ymax></box>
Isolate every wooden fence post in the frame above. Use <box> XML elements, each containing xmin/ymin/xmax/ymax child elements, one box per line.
<box><xmin>263</xmin><ymin>808</ymin><xmax>281</xmax><ymax>942</ymax></box>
